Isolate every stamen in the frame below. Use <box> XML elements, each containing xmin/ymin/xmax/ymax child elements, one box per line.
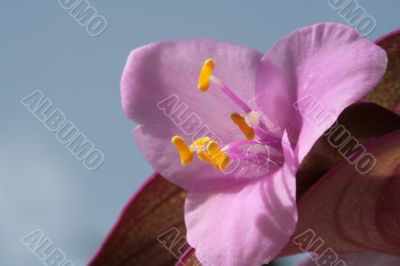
<box><xmin>171</xmin><ymin>136</ymin><xmax>230</xmax><ymax>171</ymax></box>
<box><xmin>210</xmin><ymin>76</ymin><xmax>252</xmax><ymax>113</ymax></box>
<box><xmin>218</xmin><ymin>155</ymin><xmax>230</xmax><ymax>170</ymax></box>
<box><xmin>170</xmin><ymin>58</ymin><xmax>285</xmax><ymax>174</ymax></box>
<box><xmin>171</xmin><ymin>136</ymin><xmax>193</xmax><ymax>166</ymax></box>
<box><xmin>207</xmin><ymin>141</ymin><xmax>230</xmax><ymax>170</ymax></box>
<box><xmin>198</xmin><ymin>58</ymin><xmax>214</xmax><ymax>92</ymax></box>
<box><xmin>190</xmin><ymin>137</ymin><xmax>211</xmax><ymax>149</ymax></box>
<box><xmin>231</xmin><ymin>113</ymin><xmax>255</xmax><ymax>140</ymax></box>
<box><xmin>206</xmin><ymin>140</ymin><xmax>219</xmax><ymax>152</ymax></box>
<box><xmin>224</xmin><ymin>139</ymin><xmax>284</xmax><ymax>172</ymax></box>
<box><xmin>197</xmin><ymin>58</ymin><xmax>282</xmax><ymax>144</ymax></box>
<box><xmin>196</xmin><ymin>150</ymin><xmax>214</xmax><ymax>164</ymax></box>
<box><xmin>198</xmin><ymin>58</ymin><xmax>252</xmax><ymax>113</ymax></box>
<box><xmin>196</xmin><ymin>140</ymin><xmax>230</xmax><ymax>171</ymax></box>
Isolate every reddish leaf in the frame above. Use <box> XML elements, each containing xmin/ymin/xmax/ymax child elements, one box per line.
<box><xmin>297</xmin><ymin>102</ymin><xmax>400</xmax><ymax>197</ymax></box>
<box><xmin>176</xmin><ymin>248</ymin><xmax>200</xmax><ymax>266</ymax></box>
<box><xmin>365</xmin><ymin>29</ymin><xmax>400</xmax><ymax>112</ymax></box>
<box><xmin>89</xmin><ymin>173</ymin><xmax>187</xmax><ymax>266</ymax></box>
<box><xmin>281</xmin><ymin>130</ymin><xmax>400</xmax><ymax>257</ymax></box>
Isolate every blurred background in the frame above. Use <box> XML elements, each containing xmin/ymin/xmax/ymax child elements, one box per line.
<box><xmin>1</xmin><ymin>0</ymin><xmax>399</xmax><ymax>265</ymax></box>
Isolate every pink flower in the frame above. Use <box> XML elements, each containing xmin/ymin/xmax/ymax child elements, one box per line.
<box><xmin>120</xmin><ymin>23</ymin><xmax>387</xmax><ymax>266</ymax></box>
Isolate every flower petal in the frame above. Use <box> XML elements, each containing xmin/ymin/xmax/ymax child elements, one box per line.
<box><xmin>298</xmin><ymin>253</ymin><xmax>400</xmax><ymax>266</ymax></box>
<box><xmin>184</xmin><ymin>133</ymin><xmax>298</xmax><ymax>266</ymax></box>
<box><xmin>121</xmin><ymin>39</ymin><xmax>264</xmax><ymax>191</ymax></box>
<box><xmin>280</xmin><ymin>130</ymin><xmax>400</xmax><ymax>257</ymax></box>
<box><xmin>89</xmin><ymin>173</ymin><xmax>187</xmax><ymax>266</ymax></box>
<box><xmin>365</xmin><ymin>28</ymin><xmax>400</xmax><ymax>113</ymax></box>
<box><xmin>255</xmin><ymin>22</ymin><xmax>387</xmax><ymax>162</ymax></box>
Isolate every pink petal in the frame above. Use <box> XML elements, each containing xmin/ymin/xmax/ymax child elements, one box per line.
<box><xmin>298</xmin><ymin>253</ymin><xmax>400</xmax><ymax>266</ymax></box>
<box><xmin>121</xmin><ymin>39</ymin><xmax>263</xmax><ymax>191</ymax></box>
<box><xmin>255</xmin><ymin>22</ymin><xmax>387</xmax><ymax>162</ymax></box>
<box><xmin>184</xmin><ymin>133</ymin><xmax>298</xmax><ymax>266</ymax></box>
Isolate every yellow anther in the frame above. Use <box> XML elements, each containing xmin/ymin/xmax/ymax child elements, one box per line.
<box><xmin>190</xmin><ymin>137</ymin><xmax>211</xmax><ymax>149</ymax></box>
<box><xmin>207</xmin><ymin>141</ymin><xmax>223</xmax><ymax>164</ymax></box>
<box><xmin>173</xmin><ymin>135</ymin><xmax>230</xmax><ymax>171</ymax></box>
<box><xmin>211</xmin><ymin>149</ymin><xmax>230</xmax><ymax>171</ymax></box>
<box><xmin>206</xmin><ymin>141</ymin><xmax>219</xmax><ymax>152</ymax></box>
<box><xmin>231</xmin><ymin>113</ymin><xmax>255</xmax><ymax>140</ymax></box>
<box><xmin>218</xmin><ymin>155</ymin><xmax>230</xmax><ymax>170</ymax></box>
<box><xmin>197</xmin><ymin>150</ymin><xmax>214</xmax><ymax>165</ymax></box>
<box><xmin>171</xmin><ymin>136</ymin><xmax>193</xmax><ymax>166</ymax></box>
<box><xmin>197</xmin><ymin>140</ymin><xmax>230</xmax><ymax>171</ymax></box>
<box><xmin>198</xmin><ymin>58</ymin><xmax>215</xmax><ymax>92</ymax></box>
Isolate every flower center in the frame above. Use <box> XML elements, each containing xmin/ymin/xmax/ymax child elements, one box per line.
<box><xmin>172</xmin><ymin>58</ymin><xmax>283</xmax><ymax>173</ymax></box>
